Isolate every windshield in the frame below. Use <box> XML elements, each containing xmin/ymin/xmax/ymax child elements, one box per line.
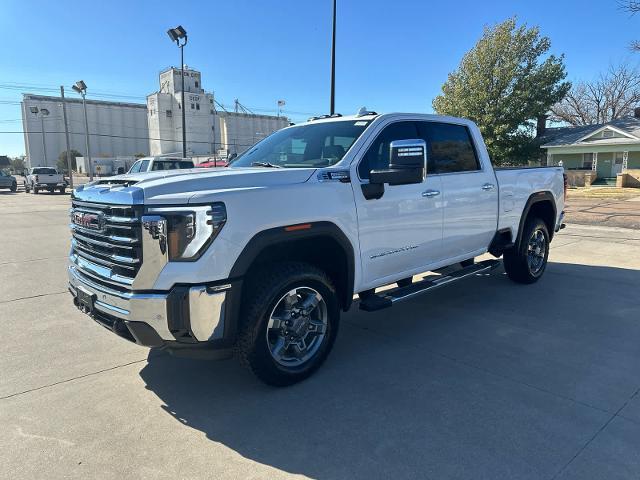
<box><xmin>230</xmin><ymin>120</ymin><xmax>369</xmax><ymax>169</ymax></box>
<box><xmin>33</xmin><ymin>168</ymin><xmax>57</xmax><ymax>174</ymax></box>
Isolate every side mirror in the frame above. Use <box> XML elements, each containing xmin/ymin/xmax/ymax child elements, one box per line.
<box><xmin>369</xmin><ymin>139</ymin><xmax>426</xmax><ymax>186</ymax></box>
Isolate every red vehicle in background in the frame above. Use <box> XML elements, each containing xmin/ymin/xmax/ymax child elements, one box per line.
<box><xmin>197</xmin><ymin>158</ymin><xmax>229</xmax><ymax>168</ymax></box>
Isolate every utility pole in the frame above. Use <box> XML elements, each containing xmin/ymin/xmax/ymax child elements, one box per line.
<box><xmin>330</xmin><ymin>0</ymin><xmax>336</xmax><ymax>115</ymax></box>
<box><xmin>60</xmin><ymin>86</ymin><xmax>74</xmax><ymax>189</ymax></box>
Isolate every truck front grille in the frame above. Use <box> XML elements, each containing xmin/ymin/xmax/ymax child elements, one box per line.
<box><xmin>70</xmin><ymin>200</ymin><xmax>142</xmax><ymax>291</ymax></box>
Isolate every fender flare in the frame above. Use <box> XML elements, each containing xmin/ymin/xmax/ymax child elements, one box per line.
<box><xmin>229</xmin><ymin>221</ymin><xmax>356</xmax><ymax>310</ymax></box>
<box><xmin>514</xmin><ymin>191</ymin><xmax>557</xmax><ymax>247</ymax></box>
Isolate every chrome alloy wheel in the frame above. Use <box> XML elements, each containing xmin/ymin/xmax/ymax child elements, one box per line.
<box><xmin>266</xmin><ymin>287</ymin><xmax>328</xmax><ymax>367</ymax></box>
<box><xmin>527</xmin><ymin>228</ymin><xmax>547</xmax><ymax>276</ymax></box>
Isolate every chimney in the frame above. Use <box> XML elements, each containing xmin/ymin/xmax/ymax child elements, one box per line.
<box><xmin>536</xmin><ymin>115</ymin><xmax>548</xmax><ymax>138</ymax></box>
<box><xmin>634</xmin><ymin>107</ymin><xmax>640</xmax><ymax>119</ymax></box>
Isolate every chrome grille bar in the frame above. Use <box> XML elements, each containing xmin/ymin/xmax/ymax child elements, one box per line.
<box><xmin>70</xmin><ymin>200</ymin><xmax>142</xmax><ymax>290</ymax></box>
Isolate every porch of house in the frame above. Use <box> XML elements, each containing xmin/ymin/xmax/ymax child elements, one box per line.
<box><xmin>547</xmin><ymin>148</ymin><xmax>640</xmax><ymax>186</ymax></box>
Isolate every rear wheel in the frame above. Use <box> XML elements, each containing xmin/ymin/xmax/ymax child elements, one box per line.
<box><xmin>58</xmin><ymin>187</ymin><xmax>65</xmax><ymax>194</ymax></box>
<box><xmin>32</xmin><ymin>185</ymin><xmax>39</xmax><ymax>194</ymax></box>
<box><xmin>503</xmin><ymin>217</ymin><xmax>549</xmax><ymax>284</ymax></box>
<box><xmin>10</xmin><ymin>182</ymin><xmax>17</xmax><ymax>192</ymax></box>
<box><xmin>236</xmin><ymin>262</ymin><xmax>340</xmax><ymax>386</ymax></box>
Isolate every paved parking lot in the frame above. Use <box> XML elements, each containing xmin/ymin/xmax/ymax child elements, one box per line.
<box><xmin>1</xmin><ymin>190</ymin><xmax>639</xmax><ymax>480</ymax></box>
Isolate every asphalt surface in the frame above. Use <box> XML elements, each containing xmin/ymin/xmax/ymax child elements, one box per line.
<box><xmin>565</xmin><ymin>192</ymin><xmax>640</xmax><ymax>229</ymax></box>
<box><xmin>1</xmin><ymin>189</ymin><xmax>639</xmax><ymax>480</ymax></box>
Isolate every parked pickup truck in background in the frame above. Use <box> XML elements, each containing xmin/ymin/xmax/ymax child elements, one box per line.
<box><xmin>68</xmin><ymin>112</ymin><xmax>565</xmax><ymax>386</ymax></box>
<box><xmin>24</xmin><ymin>167</ymin><xmax>66</xmax><ymax>194</ymax></box>
<box><xmin>127</xmin><ymin>156</ymin><xmax>194</xmax><ymax>174</ymax></box>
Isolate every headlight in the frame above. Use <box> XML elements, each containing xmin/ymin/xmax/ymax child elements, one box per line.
<box><xmin>146</xmin><ymin>203</ymin><xmax>226</xmax><ymax>261</ymax></box>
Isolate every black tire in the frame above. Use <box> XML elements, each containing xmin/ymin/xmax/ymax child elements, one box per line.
<box><xmin>236</xmin><ymin>261</ymin><xmax>340</xmax><ymax>386</ymax></box>
<box><xmin>503</xmin><ymin>217</ymin><xmax>550</xmax><ymax>284</ymax></box>
<box><xmin>32</xmin><ymin>185</ymin><xmax>39</xmax><ymax>194</ymax></box>
<box><xmin>58</xmin><ymin>187</ymin><xmax>65</xmax><ymax>194</ymax></box>
<box><xmin>10</xmin><ymin>182</ymin><xmax>17</xmax><ymax>192</ymax></box>
<box><xmin>24</xmin><ymin>183</ymin><xmax>30</xmax><ymax>193</ymax></box>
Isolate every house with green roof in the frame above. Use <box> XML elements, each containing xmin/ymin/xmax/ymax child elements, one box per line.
<box><xmin>540</xmin><ymin>109</ymin><xmax>640</xmax><ymax>186</ymax></box>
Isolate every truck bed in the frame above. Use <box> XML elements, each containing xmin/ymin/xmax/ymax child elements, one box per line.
<box><xmin>495</xmin><ymin>166</ymin><xmax>565</xmax><ymax>239</ymax></box>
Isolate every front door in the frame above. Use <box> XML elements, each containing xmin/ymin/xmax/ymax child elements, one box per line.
<box><xmin>612</xmin><ymin>153</ymin><xmax>624</xmax><ymax>176</ymax></box>
<box><xmin>352</xmin><ymin>121</ymin><xmax>444</xmax><ymax>288</ymax></box>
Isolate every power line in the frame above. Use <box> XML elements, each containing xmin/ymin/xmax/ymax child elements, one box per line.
<box><xmin>0</xmin><ymin>129</ymin><xmax>259</xmax><ymax>148</ymax></box>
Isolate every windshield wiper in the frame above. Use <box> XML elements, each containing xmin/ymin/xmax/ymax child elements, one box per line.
<box><xmin>251</xmin><ymin>162</ymin><xmax>283</xmax><ymax>168</ymax></box>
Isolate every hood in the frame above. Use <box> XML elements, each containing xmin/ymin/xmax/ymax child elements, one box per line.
<box><xmin>74</xmin><ymin>167</ymin><xmax>316</xmax><ymax>205</ymax></box>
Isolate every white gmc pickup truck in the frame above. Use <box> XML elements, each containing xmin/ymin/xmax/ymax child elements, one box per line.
<box><xmin>68</xmin><ymin>112</ymin><xmax>566</xmax><ymax>385</ymax></box>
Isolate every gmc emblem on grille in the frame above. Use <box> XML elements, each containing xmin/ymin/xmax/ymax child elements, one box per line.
<box><xmin>73</xmin><ymin>212</ymin><xmax>104</xmax><ymax>231</ymax></box>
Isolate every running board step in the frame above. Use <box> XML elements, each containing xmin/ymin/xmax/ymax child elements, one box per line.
<box><xmin>359</xmin><ymin>259</ymin><xmax>500</xmax><ymax>312</ymax></box>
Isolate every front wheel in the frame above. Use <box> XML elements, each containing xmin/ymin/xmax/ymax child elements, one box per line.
<box><xmin>236</xmin><ymin>262</ymin><xmax>340</xmax><ymax>386</ymax></box>
<box><xmin>503</xmin><ymin>217</ymin><xmax>550</xmax><ymax>284</ymax></box>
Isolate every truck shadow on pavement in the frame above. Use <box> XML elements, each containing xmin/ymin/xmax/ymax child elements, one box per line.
<box><xmin>139</xmin><ymin>261</ymin><xmax>640</xmax><ymax>480</ymax></box>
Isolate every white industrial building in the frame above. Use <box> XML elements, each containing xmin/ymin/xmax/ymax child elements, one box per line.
<box><xmin>21</xmin><ymin>66</ymin><xmax>288</xmax><ymax>170</ymax></box>
<box><xmin>21</xmin><ymin>94</ymin><xmax>149</xmax><ymax>168</ymax></box>
<box><xmin>147</xmin><ymin>66</ymin><xmax>288</xmax><ymax>157</ymax></box>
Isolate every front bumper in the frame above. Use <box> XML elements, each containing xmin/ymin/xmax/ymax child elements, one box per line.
<box><xmin>68</xmin><ymin>265</ymin><xmax>231</xmax><ymax>349</ymax></box>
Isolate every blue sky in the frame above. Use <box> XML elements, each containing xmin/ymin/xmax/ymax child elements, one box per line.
<box><xmin>1</xmin><ymin>0</ymin><xmax>639</xmax><ymax>156</ymax></box>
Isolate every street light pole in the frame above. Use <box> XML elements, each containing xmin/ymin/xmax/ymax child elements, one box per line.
<box><xmin>30</xmin><ymin>106</ymin><xmax>49</xmax><ymax>166</ymax></box>
<box><xmin>72</xmin><ymin>81</ymin><xmax>93</xmax><ymax>181</ymax></box>
<box><xmin>330</xmin><ymin>0</ymin><xmax>336</xmax><ymax>115</ymax></box>
<box><xmin>167</xmin><ymin>26</ymin><xmax>188</xmax><ymax>159</ymax></box>
<box><xmin>40</xmin><ymin>114</ymin><xmax>48</xmax><ymax>165</ymax></box>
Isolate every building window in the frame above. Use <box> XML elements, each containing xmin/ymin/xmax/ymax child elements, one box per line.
<box><xmin>196</xmin><ymin>103</ymin><xmax>200</xmax><ymax>110</ymax></box>
<box><xmin>603</xmin><ymin>130</ymin><xmax>614</xmax><ymax>138</ymax></box>
<box><xmin>583</xmin><ymin>153</ymin><xmax>594</xmax><ymax>169</ymax></box>
<box><xmin>210</xmin><ymin>99</ymin><xmax>213</xmax><ymax>104</ymax></box>
<box><xmin>210</xmin><ymin>109</ymin><xmax>215</xmax><ymax>115</ymax></box>
<box><xmin>195</xmin><ymin>81</ymin><xmax>199</xmax><ymax>88</ymax></box>
<box><xmin>191</xmin><ymin>103</ymin><xmax>195</xmax><ymax>109</ymax></box>
<box><xmin>166</xmin><ymin>109</ymin><xmax>172</xmax><ymax>117</ymax></box>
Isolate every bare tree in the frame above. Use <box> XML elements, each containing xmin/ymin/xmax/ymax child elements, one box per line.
<box><xmin>550</xmin><ymin>64</ymin><xmax>640</xmax><ymax>125</ymax></box>
<box><xmin>619</xmin><ymin>0</ymin><xmax>640</xmax><ymax>51</ymax></box>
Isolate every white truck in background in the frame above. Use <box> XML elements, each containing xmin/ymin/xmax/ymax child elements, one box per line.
<box><xmin>24</xmin><ymin>167</ymin><xmax>67</xmax><ymax>194</ymax></box>
<box><xmin>68</xmin><ymin>112</ymin><xmax>566</xmax><ymax>386</ymax></box>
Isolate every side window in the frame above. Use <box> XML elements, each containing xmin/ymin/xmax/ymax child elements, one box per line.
<box><xmin>129</xmin><ymin>161</ymin><xmax>141</xmax><ymax>173</ymax></box>
<box><xmin>358</xmin><ymin>121</ymin><xmax>418</xmax><ymax>179</ymax></box>
<box><xmin>417</xmin><ymin>122</ymin><xmax>480</xmax><ymax>174</ymax></box>
<box><xmin>139</xmin><ymin>160</ymin><xmax>150</xmax><ymax>172</ymax></box>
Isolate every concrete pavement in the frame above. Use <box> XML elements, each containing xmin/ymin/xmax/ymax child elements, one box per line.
<box><xmin>1</xmin><ymin>190</ymin><xmax>639</xmax><ymax>479</ymax></box>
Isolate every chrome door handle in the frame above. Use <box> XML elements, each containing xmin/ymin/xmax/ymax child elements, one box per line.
<box><xmin>482</xmin><ymin>183</ymin><xmax>495</xmax><ymax>191</ymax></box>
<box><xmin>422</xmin><ymin>189</ymin><xmax>440</xmax><ymax>198</ymax></box>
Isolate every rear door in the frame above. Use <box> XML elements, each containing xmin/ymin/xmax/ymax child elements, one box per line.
<box><xmin>417</xmin><ymin>121</ymin><xmax>498</xmax><ymax>260</ymax></box>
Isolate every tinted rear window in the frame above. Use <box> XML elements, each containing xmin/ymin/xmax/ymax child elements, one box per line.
<box><xmin>33</xmin><ymin>168</ymin><xmax>57</xmax><ymax>174</ymax></box>
<box><xmin>417</xmin><ymin>122</ymin><xmax>480</xmax><ymax>174</ymax></box>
